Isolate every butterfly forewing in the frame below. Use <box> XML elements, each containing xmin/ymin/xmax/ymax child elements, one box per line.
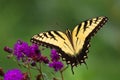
<box><xmin>31</xmin><ymin>31</ymin><xmax>74</xmax><ymax>55</ymax></box>
<box><xmin>72</xmin><ymin>16</ymin><xmax>108</xmax><ymax>55</ymax></box>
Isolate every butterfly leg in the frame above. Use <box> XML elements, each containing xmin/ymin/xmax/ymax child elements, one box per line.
<box><xmin>60</xmin><ymin>65</ymin><xmax>69</xmax><ymax>72</ymax></box>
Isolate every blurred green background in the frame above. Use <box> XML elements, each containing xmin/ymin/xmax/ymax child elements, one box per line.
<box><xmin>0</xmin><ymin>0</ymin><xmax>120</xmax><ymax>80</ymax></box>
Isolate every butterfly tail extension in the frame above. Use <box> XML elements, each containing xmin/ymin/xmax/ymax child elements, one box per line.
<box><xmin>71</xmin><ymin>66</ymin><xmax>74</xmax><ymax>74</ymax></box>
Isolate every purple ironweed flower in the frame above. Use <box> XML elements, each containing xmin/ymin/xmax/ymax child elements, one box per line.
<box><xmin>40</xmin><ymin>55</ymin><xmax>49</xmax><ymax>64</ymax></box>
<box><xmin>29</xmin><ymin>44</ymin><xmax>41</xmax><ymax>61</ymax></box>
<box><xmin>4</xmin><ymin>46</ymin><xmax>13</xmax><ymax>53</ymax></box>
<box><xmin>22</xmin><ymin>72</ymin><xmax>29</xmax><ymax>80</ymax></box>
<box><xmin>0</xmin><ymin>67</ymin><xmax>4</xmax><ymax>76</ymax></box>
<box><xmin>14</xmin><ymin>40</ymin><xmax>41</xmax><ymax>61</ymax></box>
<box><xmin>29</xmin><ymin>44</ymin><xmax>49</xmax><ymax>64</ymax></box>
<box><xmin>29</xmin><ymin>44</ymin><xmax>40</xmax><ymax>56</ymax></box>
<box><xmin>51</xmin><ymin>49</ymin><xmax>60</xmax><ymax>61</ymax></box>
<box><xmin>49</xmin><ymin>61</ymin><xmax>63</xmax><ymax>72</ymax></box>
<box><xmin>14</xmin><ymin>40</ymin><xmax>30</xmax><ymax>60</ymax></box>
<box><xmin>4</xmin><ymin>69</ymin><xmax>23</xmax><ymax>80</ymax></box>
<box><xmin>13</xmin><ymin>40</ymin><xmax>48</xmax><ymax>63</ymax></box>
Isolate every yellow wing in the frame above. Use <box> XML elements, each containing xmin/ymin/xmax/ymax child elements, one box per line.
<box><xmin>72</xmin><ymin>16</ymin><xmax>108</xmax><ymax>55</ymax></box>
<box><xmin>31</xmin><ymin>31</ymin><xmax>75</xmax><ymax>55</ymax></box>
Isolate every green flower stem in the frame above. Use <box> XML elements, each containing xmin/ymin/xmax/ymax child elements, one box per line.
<box><xmin>36</xmin><ymin>63</ymin><xmax>44</xmax><ymax>80</ymax></box>
<box><xmin>60</xmin><ymin>66</ymin><xmax>68</xmax><ymax>80</ymax></box>
<box><xmin>28</xmin><ymin>63</ymin><xmax>32</xmax><ymax>79</ymax></box>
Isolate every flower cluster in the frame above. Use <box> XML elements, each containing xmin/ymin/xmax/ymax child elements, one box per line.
<box><xmin>2</xmin><ymin>40</ymin><xmax>64</xmax><ymax>80</ymax></box>
<box><xmin>4</xmin><ymin>40</ymin><xmax>49</xmax><ymax>64</ymax></box>
<box><xmin>49</xmin><ymin>49</ymin><xmax>63</xmax><ymax>71</ymax></box>
<box><xmin>4</xmin><ymin>69</ymin><xmax>23</xmax><ymax>80</ymax></box>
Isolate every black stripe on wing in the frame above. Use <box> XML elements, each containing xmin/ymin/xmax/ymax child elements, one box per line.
<box><xmin>87</xmin><ymin>16</ymin><xmax>108</xmax><ymax>39</ymax></box>
<box><xmin>76</xmin><ymin>16</ymin><xmax>108</xmax><ymax>37</ymax></box>
<box><xmin>53</xmin><ymin>31</ymin><xmax>65</xmax><ymax>40</ymax></box>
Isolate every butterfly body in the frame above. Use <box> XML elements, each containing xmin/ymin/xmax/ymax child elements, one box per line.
<box><xmin>31</xmin><ymin>16</ymin><xmax>108</xmax><ymax>73</ymax></box>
